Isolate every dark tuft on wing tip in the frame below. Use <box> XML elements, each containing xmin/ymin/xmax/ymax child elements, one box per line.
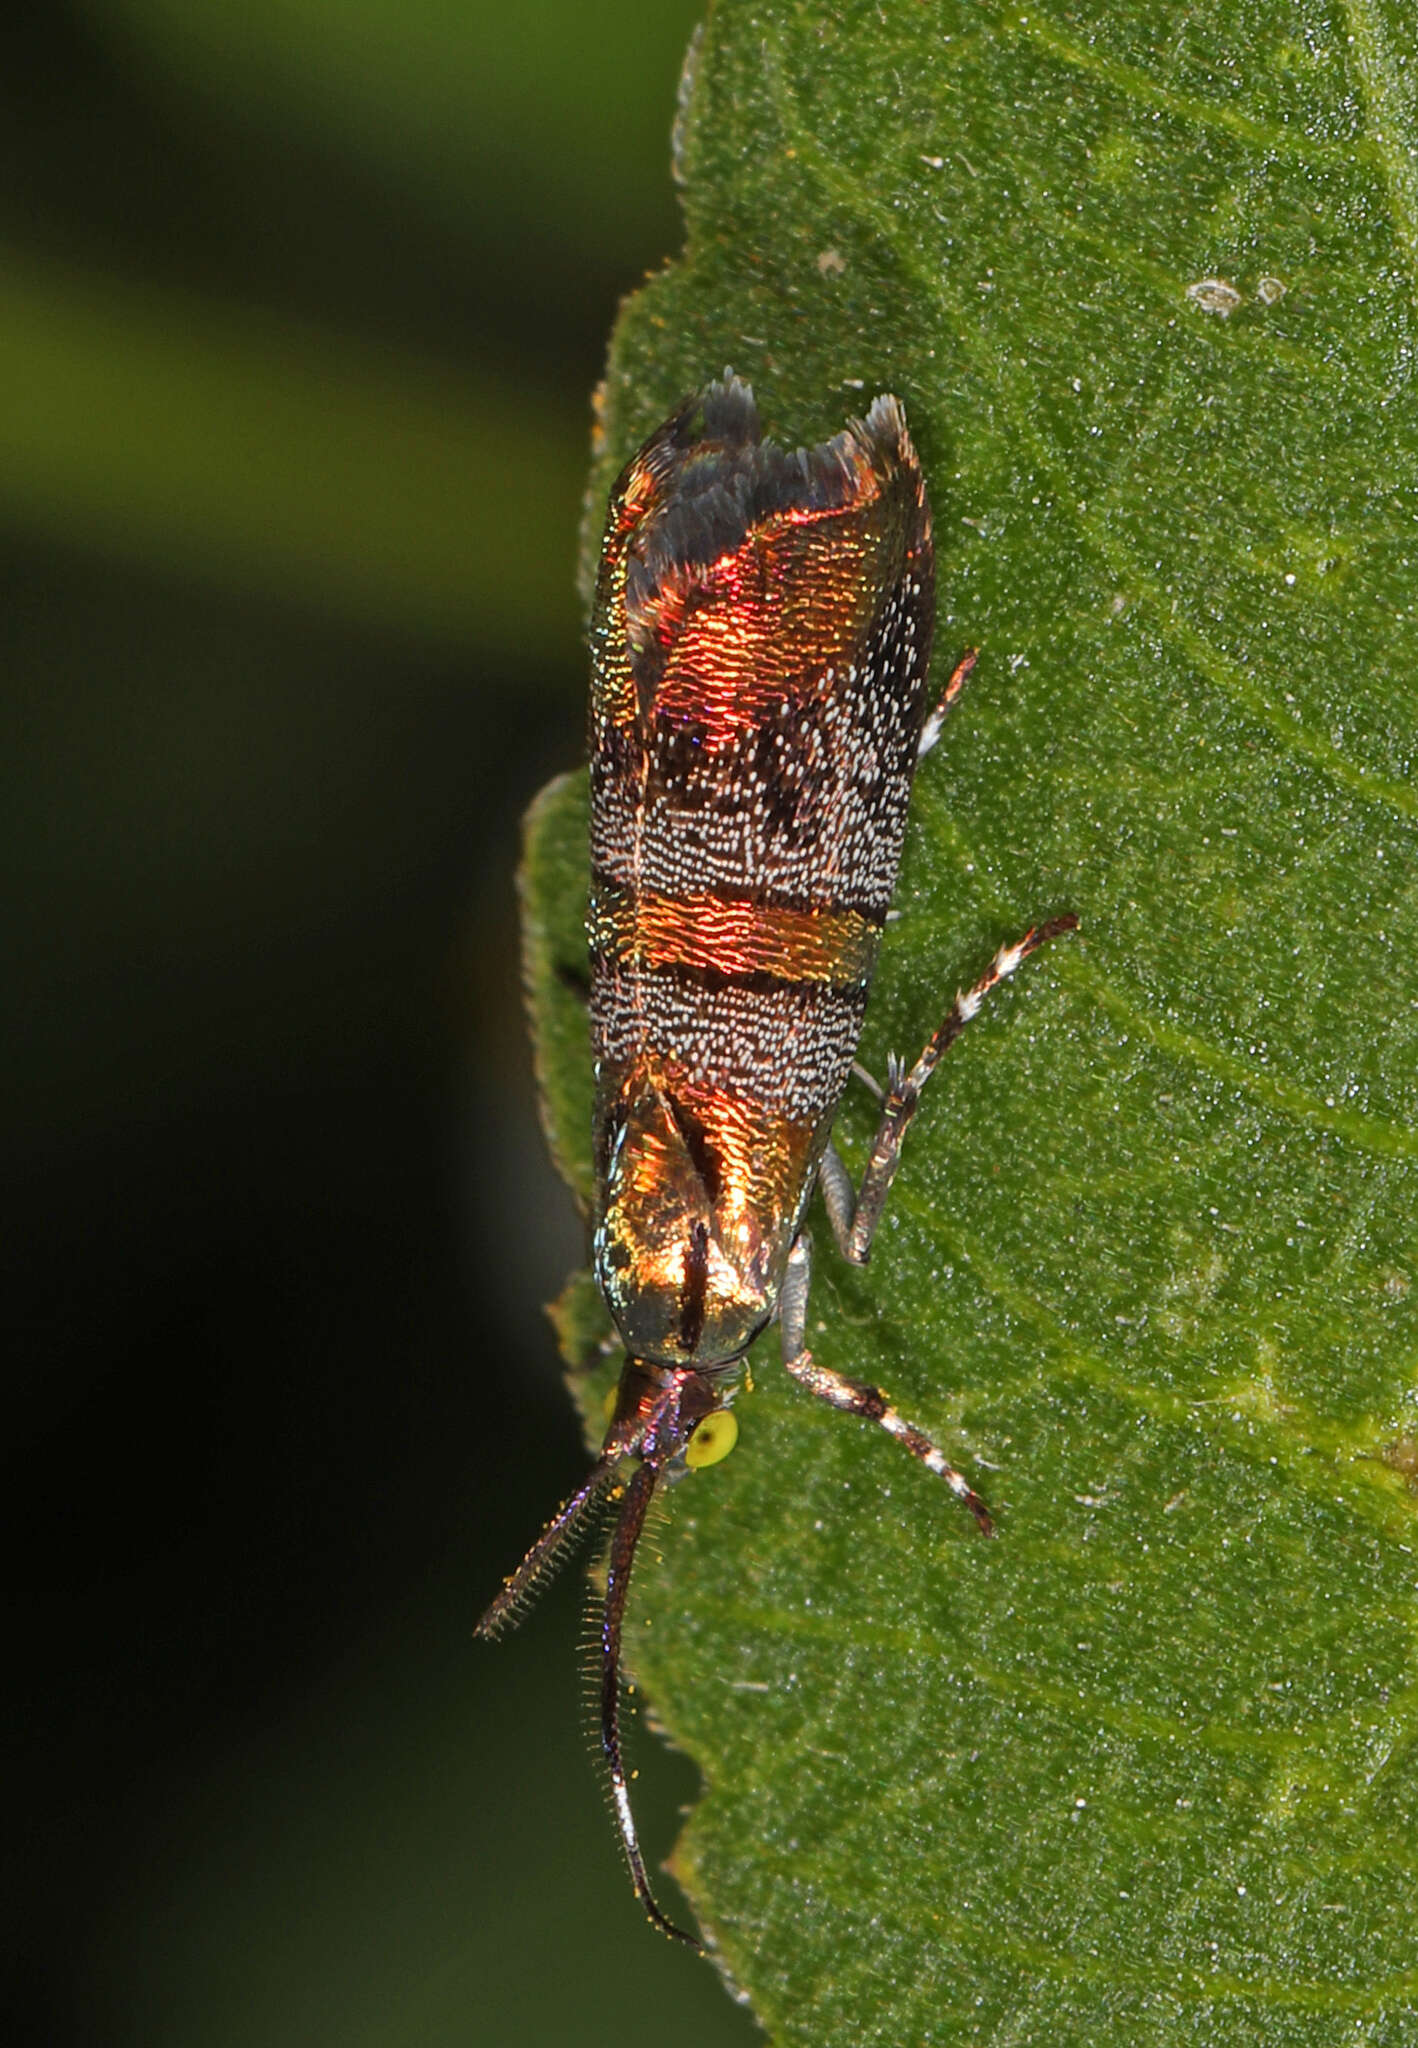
<box><xmin>856</xmin><ymin>393</ymin><xmax>914</xmax><ymax>465</ymax></box>
<box><xmin>625</xmin><ymin>379</ymin><xmax>923</xmax><ymax>616</ymax></box>
<box><xmin>696</xmin><ymin>370</ymin><xmax>760</xmax><ymax>449</ymax></box>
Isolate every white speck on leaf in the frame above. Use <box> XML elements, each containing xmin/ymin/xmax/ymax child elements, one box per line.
<box><xmin>1186</xmin><ymin>278</ymin><xmax>1242</xmax><ymax>315</ymax></box>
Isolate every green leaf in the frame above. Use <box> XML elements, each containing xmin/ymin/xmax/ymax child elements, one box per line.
<box><xmin>520</xmin><ymin>771</ymin><xmax>596</xmax><ymax>1217</ymax></box>
<box><xmin>524</xmin><ymin>3</ymin><xmax>1418</xmax><ymax>2040</ymax></box>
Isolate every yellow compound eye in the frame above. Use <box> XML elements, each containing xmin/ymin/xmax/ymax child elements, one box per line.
<box><xmin>685</xmin><ymin>1408</ymin><xmax>738</xmax><ymax>1470</ymax></box>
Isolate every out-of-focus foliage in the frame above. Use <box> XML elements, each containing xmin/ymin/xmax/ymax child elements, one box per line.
<box><xmin>91</xmin><ymin>0</ymin><xmax>699</xmax><ymax>267</ymax></box>
<box><xmin>0</xmin><ymin>256</ymin><xmax>586</xmax><ymax>651</ymax></box>
<box><xmin>10</xmin><ymin>6</ymin><xmax>761</xmax><ymax>2048</ymax></box>
<box><xmin>8</xmin><ymin>0</ymin><xmax>702</xmax><ymax>651</ymax></box>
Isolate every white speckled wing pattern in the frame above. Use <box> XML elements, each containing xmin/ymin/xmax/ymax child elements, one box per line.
<box><xmin>588</xmin><ymin>376</ymin><xmax>935</xmax><ymax>1168</ymax></box>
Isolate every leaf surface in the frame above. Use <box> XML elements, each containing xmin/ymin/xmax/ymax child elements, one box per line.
<box><xmin>525</xmin><ymin>3</ymin><xmax>1418</xmax><ymax>2039</ymax></box>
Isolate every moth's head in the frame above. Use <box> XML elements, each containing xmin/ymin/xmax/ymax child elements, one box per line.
<box><xmin>605</xmin><ymin>1356</ymin><xmax>739</xmax><ymax>1475</ymax></box>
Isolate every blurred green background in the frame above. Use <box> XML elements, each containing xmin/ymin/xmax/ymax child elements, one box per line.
<box><xmin>4</xmin><ymin>3</ymin><xmax>758</xmax><ymax>2041</ymax></box>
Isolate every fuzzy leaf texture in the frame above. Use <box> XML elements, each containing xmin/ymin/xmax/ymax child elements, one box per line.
<box><xmin>521</xmin><ymin>2</ymin><xmax>1418</xmax><ymax>2041</ymax></box>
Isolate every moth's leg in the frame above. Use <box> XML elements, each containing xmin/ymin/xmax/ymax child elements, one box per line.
<box><xmin>779</xmin><ymin>1230</ymin><xmax>813</xmax><ymax>1364</ymax></box>
<box><xmin>917</xmin><ymin>647</ymin><xmax>978</xmax><ymax>760</ymax></box>
<box><xmin>817</xmin><ymin>1143</ymin><xmax>857</xmax><ymax>1259</ymax></box>
<box><xmin>778</xmin><ymin>1231</ymin><xmax>994</xmax><ymax>1534</ymax></box>
<box><xmin>843</xmin><ymin>916</ymin><xmax>1078</xmax><ymax>1267</ymax></box>
<box><xmin>850</xmin><ymin>1058</ymin><xmax>885</xmax><ymax>1102</ymax></box>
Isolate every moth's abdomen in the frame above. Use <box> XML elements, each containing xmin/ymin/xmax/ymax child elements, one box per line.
<box><xmin>587</xmin><ymin>375</ymin><xmax>934</xmax><ymax>1367</ymax></box>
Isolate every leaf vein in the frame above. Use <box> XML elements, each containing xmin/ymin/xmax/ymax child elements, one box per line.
<box><xmin>1341</xmin><ymin>0</ymin><xmax>1418</xmax><ymax>301</ymax></box>
<box><xmin>1074</xmin><ymin>960</ymin><xmax>1418</xmax><ymax>1156</ymax></box>
<box><xmin>1012</xmin><ymin>10</ymin><xmax>1372</xmax><ymax>167</ymax></box>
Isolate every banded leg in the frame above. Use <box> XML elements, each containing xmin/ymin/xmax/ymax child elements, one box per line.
<box><xmin>838</xmin><ymin>915</ymin><xmax>1078</xmax><ymax>1267</ymax></box>
<box><xmin>778</xmin><ymin>1233</ymin><xmax>994</xmax><ymax>1534</ymax></box>
<box><xmin>917</xmin><ymin>647</ymin><xmax>978</xmax><ymax>759</ymax></box>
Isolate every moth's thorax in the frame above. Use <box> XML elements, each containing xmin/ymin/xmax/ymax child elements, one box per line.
<box><xmin>593</xmin><ymin>1074</ymin><xmax>808</xmax><ymax>1367</ymax></box>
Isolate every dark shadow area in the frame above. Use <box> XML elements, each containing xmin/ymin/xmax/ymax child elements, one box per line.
<box><xmin>2</xmin><ymin>6</ymin><xmax>759</xmax><ymax>2041</ymax></box>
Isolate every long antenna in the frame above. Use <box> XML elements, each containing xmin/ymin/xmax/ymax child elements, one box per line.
<box><xmin>599</xmin><ymin>1460</ymin><xmax>699</xmax><ymax>1947</ymax></box>
<box><xmin>474</xmin><ymin>1455</ymin><xmax>620</xmax><ymax>1641</ymax></box>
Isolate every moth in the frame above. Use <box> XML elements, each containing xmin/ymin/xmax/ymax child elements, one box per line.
<box><xmin>478</xmin><ymin>375</ymin><xmax>1074</xmax><ymax>1943</ymax></box>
